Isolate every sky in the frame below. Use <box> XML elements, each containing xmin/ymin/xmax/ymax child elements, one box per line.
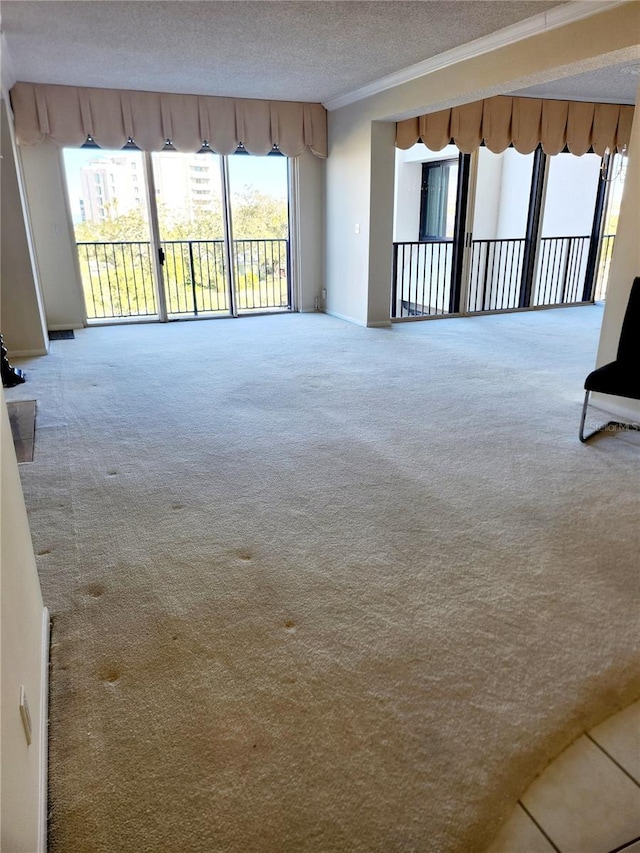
<box><xmin>62</xmin><ymin>147</ymin><xmax>288</xmax><ymax>224</ymax></box>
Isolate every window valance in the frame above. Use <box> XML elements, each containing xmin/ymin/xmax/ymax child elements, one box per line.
<box><xmin>396</xmin><ymin>95</ymin><xmax>634</xmax><ymax>156</ymax></box>
<box><xmin>10</xmin><ymin>82</ymin><xmax>328</xmax><ymax>159</ymax></box>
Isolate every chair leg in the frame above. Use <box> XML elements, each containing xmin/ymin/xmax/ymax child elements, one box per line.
<box><xmin>579</xmin><ymin>389</ymin><xmax>640</xmax><ymax>443</ymax></box>
<box><xmin>579</xmin><ymin>390</ymin><xmax>592</xmax><ymax>442</ymax></box>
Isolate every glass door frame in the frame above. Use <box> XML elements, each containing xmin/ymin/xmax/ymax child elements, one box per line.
<box><xmin>71</xmin><ymin>147</ymin><xmax>296</xmax><ymax>324</ymax></box>
<box><xmin>456</xmin><ymin>144</ymin><xmax>609</xmax><ymax>317</ymax></box>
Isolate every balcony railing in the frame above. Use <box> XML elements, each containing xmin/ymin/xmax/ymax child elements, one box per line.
<box><xmin>468</xmin><ymin>238</ymin><xmax>525</xmax><ymax>312</ymax></box>
<box><xmin>162</xmin><ymin>240</ymin><xmax>228</xmax><ymax>315</ymax></box>
<box><xmin>77</xmin><ymin>238</ymin><xmax>290</xmax><ymax>320</ymax></box>
<box><xmin>77</xmin><ymin>241</ymin><xmax>157</xmax><ymax>320</ymax></box>
<box><xmin>392</xmin><ymin>234</ymin><xmax>615</xmax><ymax>319</ymax></box>
<box><xmin>391</xmin><ymin>241</ymin><xmax>454</xmax><ymax>317</ymax></box>
<box><xmin>532</xmin><ymin>236</ymin><xmax>590</xmax><ymax>306</ymax></box>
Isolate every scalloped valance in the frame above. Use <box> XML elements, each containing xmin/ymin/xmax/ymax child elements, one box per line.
<box><xmin>396</xmin><ymin>95</ymin><xmax>634</xmax><ymax>156</ymax></box>
<box><xmin>10</xmin><ymin>82</ymin><xmax>327</xmax><ymax>159</ymax></box>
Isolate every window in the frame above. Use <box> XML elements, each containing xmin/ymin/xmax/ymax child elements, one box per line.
<box><xmin>419</xmin><ymin>159</ymin><xmax>458</xmax><ymax>242</ymax></box>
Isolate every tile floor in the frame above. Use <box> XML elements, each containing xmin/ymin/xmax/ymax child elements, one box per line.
<box><xmin>487</xmin><ymin>700</ymin><xmax>640</xmax><ymax>853</ymax></box>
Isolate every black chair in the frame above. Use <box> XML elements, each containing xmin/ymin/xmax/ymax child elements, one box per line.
<box><xmin>579</xmin><ymin>275</ymin><xmax>640</xmax><ymax>442</ymax></box>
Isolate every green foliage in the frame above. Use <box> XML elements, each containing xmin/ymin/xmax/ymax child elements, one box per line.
<box><xmin>232</xmin><ymin>187</ymin><xmax>288</xmax><ymax>240</ymax></box>
<box><xmin>76</xmin><ymin>184</ymin><xmax>289</xmax><ymax>319</ymax></box>
<box><xmin>75</xmin><ymin>206</ymin><xmax>149</xmax><ymax>242</ymax></box>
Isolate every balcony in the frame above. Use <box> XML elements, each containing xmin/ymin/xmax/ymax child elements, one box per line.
<box><xmin>392</xmin><ymin>235</ymin><xmax>615</xmax><ymax>319</ymax></box>
<box><xmin>76</xmin><ymin>238</ymin><xmax>290</xmax><ymax>321</ymax></box>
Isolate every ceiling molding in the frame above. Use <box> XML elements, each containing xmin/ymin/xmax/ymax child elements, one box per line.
<box><xmin>322</xmin><ymin>0</ymin><xmax>628</xmax><ymax>111</ymax></box>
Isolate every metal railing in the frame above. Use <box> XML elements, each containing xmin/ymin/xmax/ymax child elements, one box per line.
<box><xmin>162</xmin><ymin>240</ymin><xmax>228</xmax><ymax>315</ymax></box>
<box><xmin>232</xmin><ymin>239</ymin><xmax>290</xmax><ymax>312</ymax></box>
<box><xmin>77</xmin><ymin>238</ymin><xmax>290</xmax><ymax>320</ymax></box>
<box><xmin>532</xmin><ymin>236</ymin><xmax>590</xmax><ymax>306</ymax></box>
<box><xmin>392</xmin><ymin>233</ymin><xmax>612</xmax><ymax>319</ymax></box>
<box><xmin>391</xmin><ymin>241</ymin><xmax>454</xmax><ymax>318</ymax></box>
<box><xmin>77</xmin><ymin>241</ymin><xmax>156</xmax><ymax>320</ymax></box>
<box><xmin>468</xmin><ymin>238</ymin><xmax>525</xmax><ymax>312</ymax></box>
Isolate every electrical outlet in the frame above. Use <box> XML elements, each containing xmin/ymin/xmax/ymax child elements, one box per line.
<box><xmin>354</xmin><ymin>223</ymin><xmax>360</xmax><ymax>235</ymax></box>
<box><xmin>19</xmin><ymin>685</ymin><xmax>32</xmax><ymax>746</ymax></box>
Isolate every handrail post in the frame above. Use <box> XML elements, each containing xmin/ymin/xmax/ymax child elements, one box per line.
<box><xmin>559</xmin><ymin>237</ymin><xmax>571</xmax><ymax>303</ymax></box>
<box><xmin>188</xmin><ymin>240</ymin><xmax>198</xmax><ymax>315</ymax></box>
<box><xmin>391</xmin><ymin>243</ymin><xmax>399</xmax><ymax>319</ymax></box>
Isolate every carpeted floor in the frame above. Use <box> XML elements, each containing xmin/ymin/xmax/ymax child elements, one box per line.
<box><xmin>7</xmin><ymin>307</ymin><xmax>640</xmax><ymax>852</ymax></box>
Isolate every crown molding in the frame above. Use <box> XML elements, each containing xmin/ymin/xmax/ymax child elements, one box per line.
<box><xmin>322</xmin><ymin>0</ymin><xmax>628</xmax><ymax>111</ymax></box>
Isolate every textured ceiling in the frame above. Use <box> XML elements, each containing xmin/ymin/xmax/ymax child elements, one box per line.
<box><xmin>2</xmin><ymin>0</ymin><xmax>567</xmax><ymax>104</ymax></box>
<box><xmin>510</xmin><ymin>62</ymin><xmax>640</xmax><ymax>105</ymax></box>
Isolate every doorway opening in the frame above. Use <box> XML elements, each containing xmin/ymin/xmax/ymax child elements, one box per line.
<box><xmin>391</xmin><ymin>141</ymin><xmax>625</xmax><ymax>320</ymax></box>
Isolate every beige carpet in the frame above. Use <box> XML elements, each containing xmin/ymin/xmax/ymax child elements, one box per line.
<box><xmin>8</xmin><ymin>307</ymin><xmax>640</xmax><ymax>852</ymax></box>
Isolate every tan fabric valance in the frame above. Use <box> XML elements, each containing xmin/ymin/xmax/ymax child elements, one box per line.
<box><xmin>10</xmin><ymin>82</ymin><xmax>328</xmax><ymax>159</ymax></box>
<box><xmin>396</xmin><ymin>96</ymin><xmax>634</xmax><ymax>156</ymax></box>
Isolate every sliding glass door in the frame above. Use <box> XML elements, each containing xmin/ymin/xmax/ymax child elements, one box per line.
<box><xmin>152</xmin><ymin>151</ymin><xmax>230</xmax><ymax>317</ymax></box>
<box><xmin>227</xmin><ymin>153</ymin><xmax>290</xmax><ymax>313</ymax></box>
<box><xmin>63</xmin><ymin>148</ymin><xmax>158</xmax><ymax>321</ymax></box>
<box><xmin>392</xmin><ymin>144</ymin><xmax>469</xmax><ymax>318</ymax></box>
<box><xmin>392</xmin><ymin>140</ymin><xmax>621</xmax><ymax>320</ymax></box>
<box><xmin>64</xmin><ymin>147</ymin><xmax>293</xmax><ymax>323</ymax></box>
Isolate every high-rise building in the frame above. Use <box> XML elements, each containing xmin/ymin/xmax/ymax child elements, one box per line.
<box><xmin>152</xmin><ymin>152</ymin><xmax>222</xmax><ymax>220</ymax></box>
<box><xmin>79</xmin><ymin>155</ymin><xmax>142</xmax><ymax>223</ymax></box>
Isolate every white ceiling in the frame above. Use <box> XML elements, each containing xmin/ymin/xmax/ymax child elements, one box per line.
<box><xmin>1</xmin><ymin>1</ymin><xmax>637</xmax><ymax>108</ymax></box>
<box><xmin>510</xmin><ymin>62</ymin><xmax>640</xmax><ymax>104</ymax></box>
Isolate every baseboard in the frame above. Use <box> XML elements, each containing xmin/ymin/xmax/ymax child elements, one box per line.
<box><xmin>366</xmin><ymin>320</ymin><xmax>392</xmax><ymax>328</ymax></box>
<box><xmin>325</xmin><ymin>310</ymin><xmax>367</xmax><ymax>327</ymax></box>
<box><xmin>39</xmin><ymin>607</ymin><xmax>50</xmax><ymax>853</ymax></box>
<box><xmin>47</xmin><ymin>323</ymin><xmax>84</xmax><ymax>332</ymax></box>
<box><xmin>590</xmin><ymin>395</ymin><xmax>640</xmax><ymax>426</ymax></box>
<box><xmin>12</xmin><ymin>348</ymin><xmax>48</xmax><ymax>358</ymax></box>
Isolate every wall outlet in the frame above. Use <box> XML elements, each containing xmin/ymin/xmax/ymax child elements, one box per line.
<box><xmin>355</xmin><ymin>223</ymin><xmax>360</xmax><ymax>235</ymax></box>
<box><xmin>19</xmin><ymin>685</ymin><xmax>32</xmax><ymax>746</ymax></box>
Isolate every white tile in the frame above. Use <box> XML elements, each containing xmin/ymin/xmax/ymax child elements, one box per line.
<box><xmin>485</xmin><ymin>804</ymin><xmax>556</xmax><ymax>853</ymax></box>
<box><xmin>521</xmin><ymin>735</ymin><xmax>640</xmax><ymax>853</ymax></box>
<box><xmin>589</xmin><ymin>700</ymin><xmax>640</xmax><ymax>785</ymax></box>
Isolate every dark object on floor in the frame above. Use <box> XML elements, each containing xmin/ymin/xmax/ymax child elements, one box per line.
<box><xmin>49</xmin><ymin>329</ymin><xmax>75</xmax><ymax>340</ymax></box>
<box><xmin>7</xmin><ymin>400</ymin><xmax>36</xmax><ymax>463</ymax></box>
<box><xmin>1</xmin><ymin>333</ymin><xmax>26</xmax><ymax>387</ymax></box>
<box><xmin>580</xmin><ymin>276</ymin><xmax>640</xmax><ymax>442</ymax></box>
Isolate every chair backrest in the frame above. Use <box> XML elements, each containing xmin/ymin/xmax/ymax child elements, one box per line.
<box><xmin>617</xmin><ymin>276</ymin><xmax>640</xmax><ymax>363</ymax></box>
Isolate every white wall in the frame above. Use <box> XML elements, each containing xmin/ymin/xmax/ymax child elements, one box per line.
<box><xmin>325</xmin><ymin>110</ymin><xmax>372</xmax><ymax>325</ymax></box>
<box><xmin>0</xmin><ymin>390</ymin><xmax>49</xmax><ymax>853</ymax></box>
<box><xmin>493</xmin><ymin>149</ymin><xmax>534</xmax><ymax>239</ymax></box>
<box><xmin>541</xmin><ymin>153</ymin><xmax>601</xmax><ymax>237</ymax></box>
<box><xmin>325</xmin><ymin>2</ymin><xmax>639</xmax><ymax>326</ymax></box>
<box><xmin>0</xmin><ymin>98</ymin><xmax>48</xmax><ymax>356</ymax></box>
<box><xmin>367</xmin><ymin>121</ymin><xmax>396</xmax><ymax>326</ymax></box>
<box><xmin>295</xmin><ymin>148</ymin><xmax>325</xmax><ymax>312</ymax></box>
<box><xmin>472</xmin><ymin>149</ymin><xmax>502</xmax><ymax>241</ymax></box>
<box><xmin>393</xmin><ymin>152</ymin><xmax>421</xmax><ymax>243</ymax></box>
<box><xmin>594</xmin><ymin>78</ymin><xmax>640</xmax><ymax>421</ymax></box>
<box><xmin>20</xmin><ymin>140</ymin><xmax>86</xmax><ymax>330</ymax></box>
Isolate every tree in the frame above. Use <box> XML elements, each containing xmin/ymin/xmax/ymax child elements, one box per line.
<box><xmin>231</xmin><ymin>186</ymin><xmax>288</xmax><ymax>240</ymax></box>
<box><xmin>74</xmin><ymin>183</ymin><xmax>289</xmax><ymax>318</ymax></box>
